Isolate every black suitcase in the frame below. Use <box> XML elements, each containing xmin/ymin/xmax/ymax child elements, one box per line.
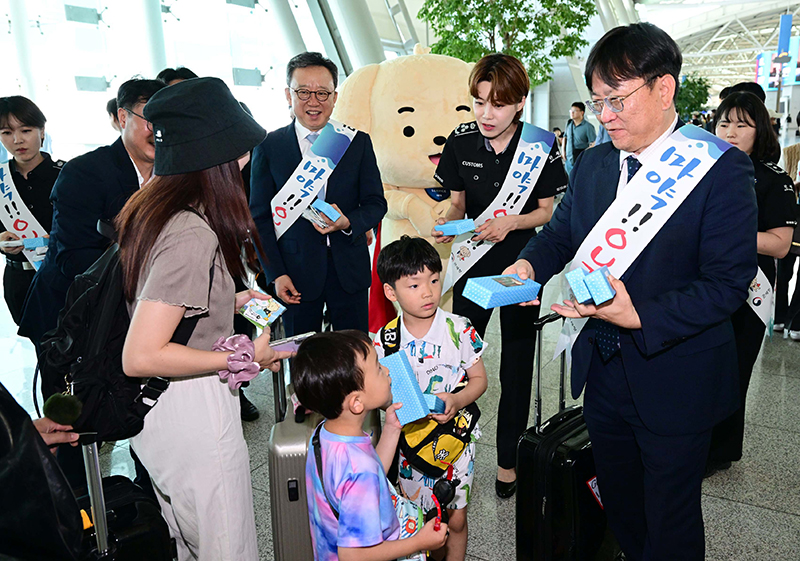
<box><xmin>77</xmin><ymin>439</ymin><xmax>173</xmax><ymax>560</ymax></box>
<box><xmin>516</xmin><ymin>312</ymin><xmax>619</xmax><ymax>561</ymax></box>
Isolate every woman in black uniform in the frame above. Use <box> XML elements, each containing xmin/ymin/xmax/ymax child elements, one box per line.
<box><xmin>0</xmin><ymin>96</ymin><xmax>63</xmax><ymax>325</ymax></box>
<box><xmin>431</xmin><ymin>54</ymin><xmax>567</xmax><ymax>498</ymax></box>
<box><xmin>706</xmin><ymin>91</ymin><xmax>797</xmax><ymax>476</ymax></box>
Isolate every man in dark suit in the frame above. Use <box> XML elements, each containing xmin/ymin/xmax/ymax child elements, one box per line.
<box><xmin>506</xmin><ymin>24</ymin><xmax>757</xmax><ymax>560</ymax></box>
<box><xmin>250</xmin><ymin>52</ymin><xmax>386</xmax><ymax>336</ymax></box>
<box><xmin>19</xmin><ymin>78</ymin><xmax>165</xmax><ymax>357</ymax></box>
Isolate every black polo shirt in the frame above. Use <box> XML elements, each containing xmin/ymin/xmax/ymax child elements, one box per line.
<box><xmin>434</xmin><ymin>120</ymin><xmax>567</xmax><ymax>267</ymax></box>
<box><xmin>5</xmin><ymin>152</ymin><xmax>62</xmax><ymax>263</ymax></box>
<box><xmin>753</xmin><ymin>159</ymin><xmax>798</xmax><ymax>284</ymax></box>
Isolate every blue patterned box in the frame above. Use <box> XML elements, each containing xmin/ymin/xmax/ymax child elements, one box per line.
<box><xmin>311</xmin><ymin>199</ymin><xmax>341</xmax><ymax>223</ymax></box>
<box><xmin>584</xmin><ymin>266</ymin><xmax>616</xmax><ymax>305</ymax></box>
<box><xmin>380</xmin><ymin>352</ymin><xmax>428</xmax><ymax>425</ymax></box>
<box><xmin>22</xmin><ymin>237</ymin><xmax>48</xmax><ymax>249</ymax></box>
<box><xmin>434</xmin><ymin>219</ymin><xmax>475</xmax><ymax>236</ymax></box>
<box><xmin>565</xmin><ymin>268</ymin><xmax>593</xmax><ymax>305</ymax></box>
<box><xmin>462</xmin><ymin>274</ymin><xmax>541</xmax><ymax>309</ymax></box>
<box><xmin>424</xmin><ymin>393</ymin><xmax>446</xmax><ymax>414</ymax></box>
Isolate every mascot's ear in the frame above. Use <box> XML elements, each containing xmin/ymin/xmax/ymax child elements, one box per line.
<box><xmin>413</xmin><ymin>43</ymin><xmax>432</xmax><ymax>55</ymax></box>
<box><xmin>333</xmin><ymin>63</ymin><xmax>380</xmax><ymax>133</ymax></box>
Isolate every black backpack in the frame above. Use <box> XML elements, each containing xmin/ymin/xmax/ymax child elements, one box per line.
<box><xmin>37</xmin><ymin>232</ymin><xmax>210</xmax><ymax>442</ymax></box>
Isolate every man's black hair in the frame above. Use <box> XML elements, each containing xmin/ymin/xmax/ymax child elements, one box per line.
<box><xmin>584</xmin><ymin>22</ymin><xmax>682</xmax><ymax>104</ymax></box>
<box><xmin>286</xmin><ymin>52</ymin><xmax>339</xmax><ymax>90</ymax></box>
<box><xmin>292</xmin><ymin>330</ymin><xmax>372</xmax><ymax>419</ymax></box>
<box><xmin>571</xmin><ymin>101</ymin><xmax>586</xmax><ymax>113</ymax></box>
<box><xmin>714</xmin><ymin>91</ymin><xmax>780</xmax><ymax>163</ymax></box>
<box><xmin>116</xmin><ymin>77</ymin><xmax>166</xmax><ymax>111</ymax></box>
<box><xmin>729</xmin><ymin>81</ymin><xmax>766</xmax><ymax>103</ymax></box>
<box><xmin>377</xmin><ymin>235</ymin><xmax>442</xmax><ymax>288</ymax></box>
<box><xmin>156</xmin><ymin>67</ymin><xmax>199</xmax><ymax>84</ymax></box>
<box><xmin>106</xmin><ymin>98</ymin><xmax>118</xmax><ymax>120</ymax></box>
<box><xmin>719</xmin><ymin>87</ymin><xmax>731</xmax><ymax>101</ymax></box>
<box><xmin>0</xmin><ymin>96</ymin><xmax>46</xmax><ymax>130</ymax></box>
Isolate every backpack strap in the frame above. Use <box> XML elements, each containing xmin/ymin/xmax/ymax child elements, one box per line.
<box><xmin>312</xmin><ymin>422</ymin><xmax>340</xmax><ymax>520</ymax></box>
<box><xmin>131</xmin><ymin>246</ymin><xmax>216</xmax><ymax>414</ymax></box>
<box><xmin>379</xmin><ymin>316</ymin><xmax>401</xmax><ymax>357</ymax></box>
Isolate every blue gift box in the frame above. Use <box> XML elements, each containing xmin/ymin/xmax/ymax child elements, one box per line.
<box><xmin>380</xmin><ymin>352</ymin><xmax>428</xmax><ymax>425</ymax></box>
<box><xmin>584</xmin><ymin>266</ymin><xmax>616</xmax><ymax>305</ymax></box>
<box><xmin>462</xmin><ymin>274</ymin><xmax>541</xmax><ymax>309</ymax></box>
<box><xmin>565</xmin><ymin>268</ymin><xmax>593</xmax><ymax>305</ymax></box>
<box><xmin>22</xmin><ymin>237</ymin><xmax>48</xmax><ymax>250</ymax></box>
<box><xmin>434</xmin><ymin>219</ymin><xmax>475</xmax><ymax>236</ymax></box>
<box><xmin>311</xmin><ymin>199</ymin><xmax>341</xmax><ymax>223</ymax></box>
<box><xmin>424</xmin><ymin>393</ymin><xmax>446</xmax><ymax>414</ymax></box>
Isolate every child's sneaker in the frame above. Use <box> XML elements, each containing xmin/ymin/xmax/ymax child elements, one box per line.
<box><xmin>789</xmin><ymin>330</ymin><xmax>800</xmax><ymax>341</ymax></box>
<box><xmin>773</xmin><ymin>323</ymin><xmax>785</xmax><ymax>332</ymax></box>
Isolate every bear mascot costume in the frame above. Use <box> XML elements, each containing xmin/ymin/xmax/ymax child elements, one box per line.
<box><xmin>332</xmin><ymin>45</ymin><xmax>474</xmax><ymax>327</ymax></box>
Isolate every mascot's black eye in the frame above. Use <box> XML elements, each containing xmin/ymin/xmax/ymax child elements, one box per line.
<box><xmin>403</xmin><ymin>126</ymin><xmax>415</xmax><ymax>137</ymax></box>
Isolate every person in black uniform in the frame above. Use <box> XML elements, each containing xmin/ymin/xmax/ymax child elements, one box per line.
<box><xmin>706</xmin><ymin>91</ymin><xmax>797</xmax><ymax>476</ymax></box>
<box><xmin>0</xmin><ymin>96</ymin><xmax>64</xmax><ymax>325</ymax></box>
<box><xmin>431</xmin><ymin>54</ymin><xmax>567</xmax><ymax>498</ymax></box>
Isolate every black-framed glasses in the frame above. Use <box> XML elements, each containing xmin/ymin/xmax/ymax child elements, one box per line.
<box><xmin>291</xmin><ymin>88</ymin><xmax>333</xmax><ymax>102</ymax></box>
<box><xmin>585</xmin><ymin>76</ymin><xmax>659</xmax><ymax>115</ymax></box>
<box><xmin>124</xmin><ymin>107</ymin><xmax>153</xmax><ymax>130</ymax></box>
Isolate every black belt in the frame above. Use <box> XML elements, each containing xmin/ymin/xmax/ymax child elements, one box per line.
<box><xmin>5</xmin><ymin>258</ymin><xmax>34</xmax><ymax>271</ymax></box>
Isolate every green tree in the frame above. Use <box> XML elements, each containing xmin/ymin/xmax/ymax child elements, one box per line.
<box><xmin>417</xmin><ymin>0</ymin><xmax>596</xmax><ymax>86</ymax></box>
<box><xmin>675</xmin><ymin>73</ymin><xmax>711</xmax><ymax>119</ymax></box>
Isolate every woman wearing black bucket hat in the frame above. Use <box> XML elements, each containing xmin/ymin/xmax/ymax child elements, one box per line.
<box><xmin>115</xmin><ymin>77</ymin><xmax>291</xmax><ymax>560</ymax></box>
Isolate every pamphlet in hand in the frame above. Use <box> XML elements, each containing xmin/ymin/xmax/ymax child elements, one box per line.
<box><xmin>238</xmin><ymin>297</ymin><xmax>286</xmax><ymax>329</ymax></box>
<box><xmin>301</xmin><ymin>205</ymin><xmax>331</xmax><ymax>229</ymax></box>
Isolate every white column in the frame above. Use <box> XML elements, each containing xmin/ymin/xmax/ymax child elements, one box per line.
<box><xmin>594</xmin><ymin>0</ymin><xmax>617</xmax><ymax>31</ymax></box>
<box><xmin>621</xmin><ymin>0</ymin><xmax>639</xmax><ymax>24</ymax></box>
<box><xmin>609</xmin><ymin>0</ymin><xmax>631</xmax><ymax>26</ymax></box>
<box><xmin>142</xmin><ymin>0</ymin><xmax>168</xmax><ymax>77</ymax></box>
<box><xmin>533</xmin><ymin>82</ymin><xmax>551</xmax><ymax>131</ymax></box>
<box><xmin>328</xmin><ymin>0</ymin><xmax>385</xmax><ymax>69</ymax></box>
<box><xmin>267</xmin><ymin>0</ymin><xmax>307</xmax><ymax>58</ymax></box>
<box><xmin>9</xmin><ymin>0</ymin><xmax>35</xmax><ymax>97</ymax></box>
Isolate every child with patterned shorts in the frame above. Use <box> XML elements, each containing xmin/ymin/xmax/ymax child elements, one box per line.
<box><xmin>374</xmin><ymin>236</ymin><xmax>488</xmax><ymax>561</ymax></box>
<box><xmin>293</xmin><ymin>330</ymin><xmax>448</xmax><ymax>561</ymax></box>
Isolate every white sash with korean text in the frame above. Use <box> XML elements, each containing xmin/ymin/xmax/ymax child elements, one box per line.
<box><xmin>554</xmin><ymin>124</ymin><xmax>734</xmax><ymax>359</ymax></box>
<box><xmin>442</xmin><ymin>123</ymin><xmax>555</xmax><ymax>294</ymax></box>
<box><xmin>271</xmin><ymin>119</ymin><xmax>357</xmax><ymax>239</ymax></box>
<box><xmin>0</xmin><ymin>161</ymin><xmax>48</xmax><ymax>270</ymax></box>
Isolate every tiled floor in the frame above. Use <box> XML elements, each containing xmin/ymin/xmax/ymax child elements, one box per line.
<box><xmin>2</xmin><ymin>260</ymin><xmax>799</xmax><ymax>560</ymax></box>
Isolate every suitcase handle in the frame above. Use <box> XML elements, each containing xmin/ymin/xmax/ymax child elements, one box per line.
<box><xmin>533</xmin><ymin>312</ymin><xmax>568</xmax><ymax>432</ymax></box>
<box><xmin>270</xmin><ymin>318</ymin><xmax>290</xmax><ymax>423</ymax></box>
<box><xmin>533</xmin><ymin>312</ymin><xmax>562</xmax><ymax>330</ymax></box>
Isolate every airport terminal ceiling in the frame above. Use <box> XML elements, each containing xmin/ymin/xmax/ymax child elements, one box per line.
<box><xmin>635</xmin><ymin>0</ymin><xmax>800</xmax><ymax>94</ymax></box>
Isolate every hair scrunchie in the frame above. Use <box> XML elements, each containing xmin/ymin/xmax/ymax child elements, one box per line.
<box><xmin>212</xmin><ymin>334</ymin><xmax>260</xmax><ymax>390</ymax></box>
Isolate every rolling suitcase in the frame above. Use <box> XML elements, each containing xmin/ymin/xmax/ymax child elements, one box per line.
<box><xmin>516</xmin><ymin>312</ymin><xmax>619</xmax><ymax>561</ymax></box>
<box><xmin>78</xmin><ymin>437</ymin><xmax>173</xmax><ymax>560</ymax></box>
<box><xmin>268</xmin><ymin>323</ymin><xmax>380</xmax><ymax>561</ymax></box>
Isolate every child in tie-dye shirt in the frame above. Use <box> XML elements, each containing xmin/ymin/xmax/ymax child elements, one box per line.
<box><xmin>293</xmin><ymin>330</ymin><xmax>449</xmax><ymax>561</ymax></box>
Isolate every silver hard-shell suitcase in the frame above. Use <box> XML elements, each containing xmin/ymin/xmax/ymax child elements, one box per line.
<box><xmin>268</xmin><ymin>323</ymin><xmax>380</xmax><ymax>561</ymax></box>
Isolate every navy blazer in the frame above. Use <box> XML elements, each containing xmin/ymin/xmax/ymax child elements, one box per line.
<box><xmin>19</xmin><ymin>137</ymin><xmax>138</xmax><ymax>343</ymax></box>
<box><xmin>518</xmin><ymin>122</ymin><xmax>759</xmax><ymax>435</ymax></box>
<box><xmin>249</xmin><ymin>122</ymin><xmax>386</xmax><ymax>301</ymax></box>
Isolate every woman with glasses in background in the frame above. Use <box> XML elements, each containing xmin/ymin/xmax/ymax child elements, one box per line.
<box><xmin>705</xmin><ymin>91</ymin><xmax>798</xmax><ymax>477</ymax></box>
<box><xmin>0</xmin><ymin>96</ymin><xmax>64</xmax><ymax>325</ymax></box>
